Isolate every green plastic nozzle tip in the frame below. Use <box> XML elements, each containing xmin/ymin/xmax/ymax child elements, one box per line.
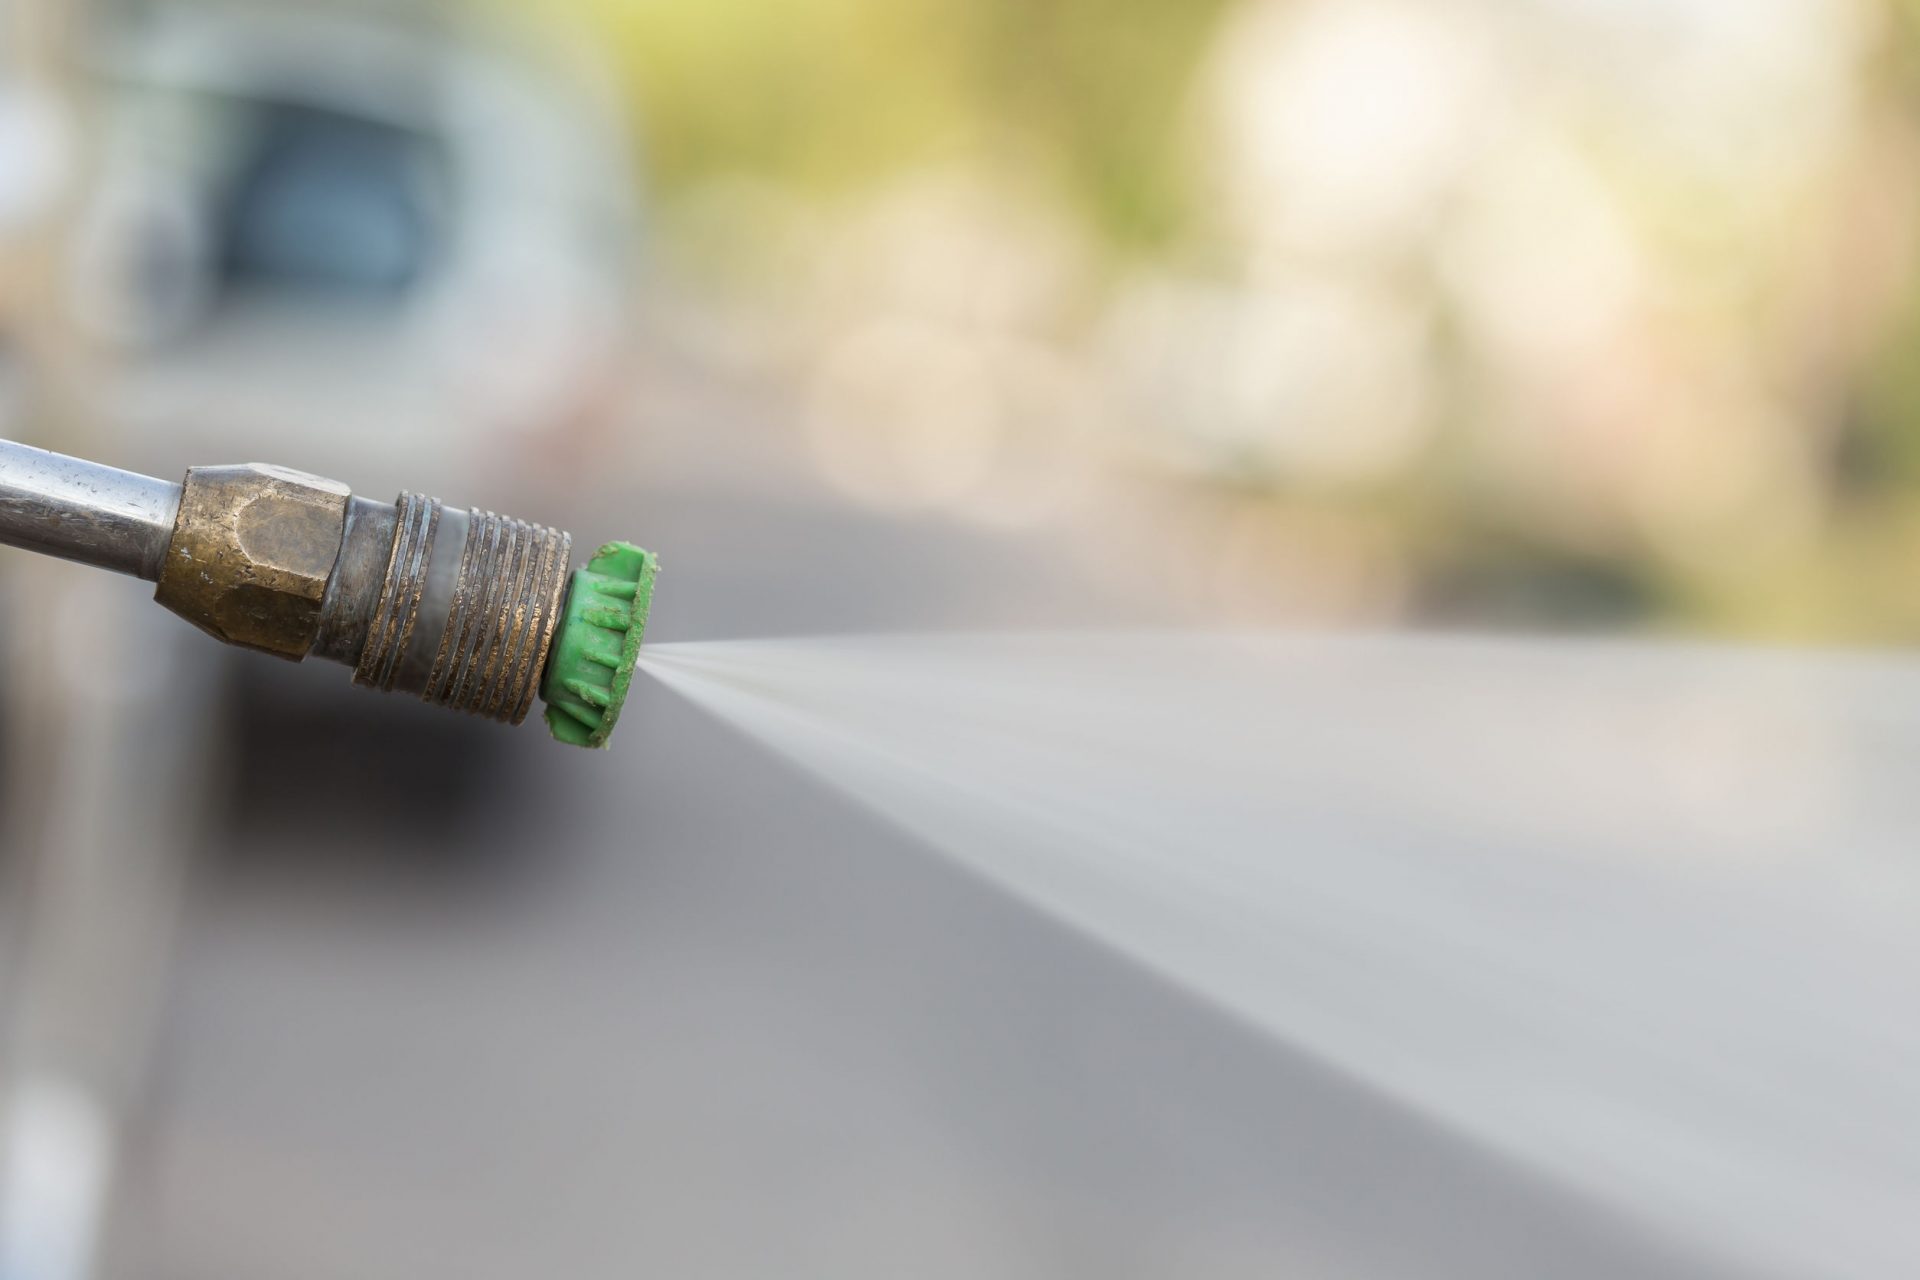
<box><xmin>540</xmin><ymin>541</ymin><xmax>658</xmax><ymax>749</ymax></box>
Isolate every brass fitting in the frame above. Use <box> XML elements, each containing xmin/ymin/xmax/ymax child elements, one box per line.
<box><xmin>151</xmin><ymin>465</ymin><xmax>578</xmax><ymax>728</ymax></box>
<box><xmin>154</xmin><ymin>464</ymin><xmax>351</xmax><ymax>659</ymax></box>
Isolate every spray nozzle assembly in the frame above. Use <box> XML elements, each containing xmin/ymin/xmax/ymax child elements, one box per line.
<box><xmin>0</xmin><ymin>439</ymin><xmax>655</xmax><ymax>748</ymax></box>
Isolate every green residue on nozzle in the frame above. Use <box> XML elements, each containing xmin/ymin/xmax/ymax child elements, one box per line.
<box><xmin>540</xmin><ymin>541</ymin><xmax>658</xmax><ymax>749</ymax></box>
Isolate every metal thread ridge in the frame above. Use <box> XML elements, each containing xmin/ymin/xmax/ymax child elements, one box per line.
<box><xmin>424</xmin><ymin>509</ymin><xmax>572</xmax><ymax>724</ymax></box>
<box><xmin>354</xmin><ymin>492</ymin><xmax>440</xmax><ymax>691</ymax></box>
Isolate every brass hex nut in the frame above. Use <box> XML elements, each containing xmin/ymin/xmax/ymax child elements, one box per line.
<box><xmin>155</xmin><ymin>464</ymin><xmax>351</xmax><ymax>659</ymax></box>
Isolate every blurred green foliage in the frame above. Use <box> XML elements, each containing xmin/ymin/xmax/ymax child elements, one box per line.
<box><xmin>547</xmin><ymin>0</ymin><xmax>1231</xmax><ymax>249</ymax></box>
<box><xmin>521</xmin><ymin>0</ymin><xmax>1920</xmax><ymax>641</ymax></box>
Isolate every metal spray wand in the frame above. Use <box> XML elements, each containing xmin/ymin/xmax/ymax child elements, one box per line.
<box><xmin>0</xmin><ymin>438</ymin><xmax>656</xmax><ymax>748</ymax></box>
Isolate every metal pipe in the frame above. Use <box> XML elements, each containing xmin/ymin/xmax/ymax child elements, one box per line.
<box><xmin>0</xmin><ymin>440</ymin><xmax>182</xmax><ymax>582</ymax></box>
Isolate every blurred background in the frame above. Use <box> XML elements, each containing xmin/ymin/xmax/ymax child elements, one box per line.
<box><xmin>3</xmin><ymin>0</ymin><xmax>1920</xmax><ymax>1276</ymax></box>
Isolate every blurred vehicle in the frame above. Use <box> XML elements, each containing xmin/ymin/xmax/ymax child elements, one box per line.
<box><xmin>1</xmin><ymin>9</ymin><xmax>645</xmax><ymax>1278</ymax></box>
<box><xmin>70</xmin><ymin>1</ymin><xmax>640</xmax><ymax>481</ymax></box>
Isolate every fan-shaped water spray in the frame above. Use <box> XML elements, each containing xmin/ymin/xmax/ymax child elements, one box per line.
<box><xmin>640</xmin><ymin>632</ymin><xmax>1920</xmax><ymax>1280</ymax></box>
